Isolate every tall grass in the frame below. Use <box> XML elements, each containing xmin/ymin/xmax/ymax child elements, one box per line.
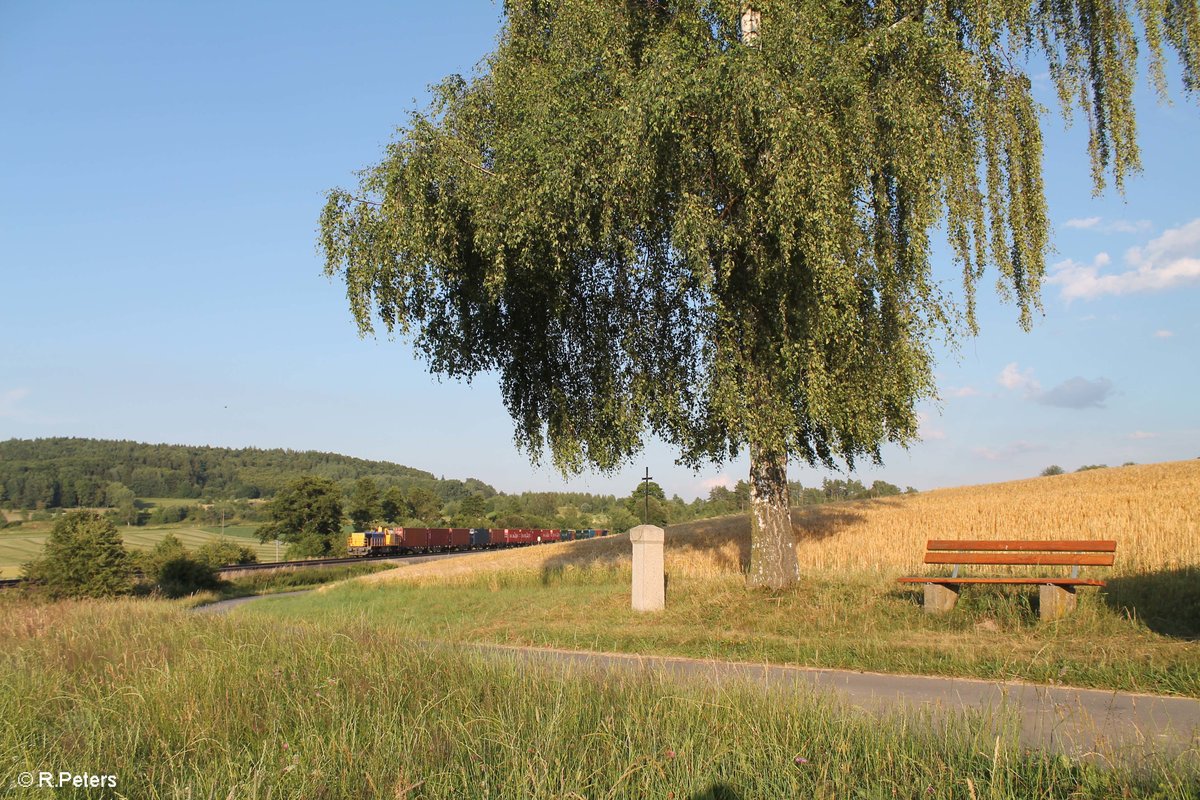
<box><xmin>0</xmin><ymin>598</ymin><xmax>1194</xmax><ymax>798</ymax></box>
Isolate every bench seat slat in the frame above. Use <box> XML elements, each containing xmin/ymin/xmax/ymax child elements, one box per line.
<box><xmin>927</xmin><ymin>539</ymin><xmax>1116</xmax><ymax>552</ymax></box>
<box><xmin>924</xmin><ymin>552</ymin><xmax>1115</xmax><ymax>566</ymax></box>
<box><xmin>897</xmin><ymin>577</ymin><xmax>1105</xmax><ymax>587</ymax></box>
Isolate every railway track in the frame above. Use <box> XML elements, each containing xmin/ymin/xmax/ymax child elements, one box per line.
<box><xmin>214</xmin><ymin>554</ymin><xmax>406</xmax><ymax>575</ymax></box>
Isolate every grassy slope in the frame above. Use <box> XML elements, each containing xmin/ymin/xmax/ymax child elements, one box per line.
<box><xmin>244</xmin><ymin>460</ymin><xmax>1200</xmax><ymax>695</ymax></box>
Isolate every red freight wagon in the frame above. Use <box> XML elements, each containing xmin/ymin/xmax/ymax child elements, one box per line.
<box><xmin>427</xmin><ymin>528</ymin><xmax>452</xmax><ymax>548</ymax></box>
<box><xmin>540</xmin><ymin>529</ymin><xmax>561</xmax><ymax>543</ymax></box>
<box><xmin>491</xmin><ymin>528</ymin><xmax>534</xmax><ymax>545</ymax></box>
<box><xmin>401</xmin><ymin>528</ymin><xmax>431</xmax><ymax>549</ymax></box>
<box><xmin>449</xmin><ymin>528</ymin><xmax>471</xmax><ymax>548</ymax></box>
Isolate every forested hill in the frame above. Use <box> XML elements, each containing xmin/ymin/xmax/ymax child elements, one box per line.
<box><xmin>0</xmin><ymin>438</ymin><xmax>496</xmax><ymax>510</ymax></box>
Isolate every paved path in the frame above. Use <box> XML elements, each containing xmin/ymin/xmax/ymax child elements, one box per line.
<box><xmin>471</xmin><ymin>643</ymin><xmax>1200</xmax><ymax>765</ymax></box>
<box><xmin>193</xmin><ymin>551</ymin><xmax>478</xmax><ymax>615</ymax></box>
<box><xmin>196</xmin><ymin>584</ymin><xmax>1200</xmax><ymax>765</ymax></box>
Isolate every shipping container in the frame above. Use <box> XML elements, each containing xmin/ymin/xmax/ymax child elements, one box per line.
<box><xmin>470</xmin><ymin>528</ymin><xmax>491</xmax><ymax>547</ymax></box>
<box><xmin>402</xmin><ymin>528</ymin><xmax>431</xmax><ymax>549</ymax></box>
<box><xmin>449</xmin><ymin>528</ymin><xmax>471</xmax><ymax>548</ymax></box>
<box><xmin>427</xmin><ymin>528</ymin><xmax>452</xmax><ymax>548</ymax></box>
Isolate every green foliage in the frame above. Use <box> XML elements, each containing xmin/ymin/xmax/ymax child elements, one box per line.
<box><xmin>405</xmin><ymin>486</ymin><xmax>443</xmax><ymax>524</ymax></box>
<box><xmin>0</xmin><ymin>437</ymin><xmax>494</xmax><ymax>511</ymax></box>
<box><xmin>379</xmin><ymin>485</ymin><xmax>408</xmax><ymax>524</ymax></box>
<box><xmin>319</xmin><ymin>1</ymin><xmax>1198</xmax><ymax>480</ymax></box>
<box><xmin>132</xmin><ymin>533</ymin><xmax>222</xmax><ymax>598</ymax></box>
<box><xmin>1041</xmin><ymin>465</ymin><xmax>1066</xmax><ymax>477</ymax></box>
<box><xmin>257</xmin><ymin>476</ymin><xmax>345</xmax><ymax>557</ymax></box>
<box><xmin>346</xmin><ymin>477</ymin><xmax>382</xmax><ymax>529</ymax></box>
<box><xmin>22</xmin><ymin>510</ymin><xmax>133</xmax><ymax>598</ymax></box>
<box><xmin>193</xmin><ymin>539</ymin><xmax>258</xmax><ymax>570</ymax></box>
<box><xmin>1076</xmin><ymin>464</ymin><xmax>1109</xmax><ymax>472</ymax></box>
<box><xmin>156</xmin><ymin>556</ymin><xmax>219</xmax><ymax>598</ymax></box>
<box><xmin>319</xmin><ymin>0</ymin><xmax>1197</xmax><ymax>588</ymax></box>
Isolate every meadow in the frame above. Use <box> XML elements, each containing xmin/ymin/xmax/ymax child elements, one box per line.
<box><xmin>238</xmin><ymin>460</ymin><xmax>1200</xmax><ymax>696</ymax></box>
<box><xmin>3</xmin><ymin>460</ymin><xmax>1198</xmax><ymax>796</ymax></box>
<box><xmin>1</xmin><ymin>597</ymin><xmax>1194</xmax><ymax>799</ymax></box>
<box><xmin>0</xmin><ymin>522</ymin><xmax>273</xmax><ymax>579</ymax></box>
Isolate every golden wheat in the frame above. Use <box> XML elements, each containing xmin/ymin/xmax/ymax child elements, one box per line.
<box><xmin>362</xmin><ymin>459</ymin><xmax>1200</xmax><ymax>584</ymax></box>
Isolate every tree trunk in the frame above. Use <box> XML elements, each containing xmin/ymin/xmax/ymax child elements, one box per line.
<box><xmin>746</xmin><ymin>442</ymin><xmax>798</xmax><ymax>589</ymax></box>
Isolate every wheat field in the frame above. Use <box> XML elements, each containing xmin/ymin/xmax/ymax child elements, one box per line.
<box><xmin>365</xmin><ymin>459</ymin><xmax>1200</xmax><ymax>584</ymax></box>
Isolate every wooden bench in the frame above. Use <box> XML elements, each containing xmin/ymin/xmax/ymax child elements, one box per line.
<box><xmin>898</xmin><ymin>540</ymin><xmax>1117</xmax><ymax>620</ymax></box>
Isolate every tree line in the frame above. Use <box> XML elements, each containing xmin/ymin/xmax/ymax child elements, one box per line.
<box><xmin>0</xmin><ymin>437</ymin><xmax>494</xmax><ymax>511</ymax></box>
<box><xmin>258</xmin><ymin>474</ymin><xmax>916</xmax><ymax>558</ymax></box>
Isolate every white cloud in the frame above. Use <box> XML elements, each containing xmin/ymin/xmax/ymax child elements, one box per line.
<box><xmin>1048</xmin><ymin>218</ymin><xmax>1200</xmax><ymax>300</ymax></box>
<box><xmin>1129</xmin><ymin>431</ymin><xmax>1158</xmax><ymax>440</ymax></box>
<box><xmin>1063</xmin><ymin>216</ymin><xmax>1152</xmax><ymax>233</ymax></box>
<box><xmin>1108</xmin><ymin>219</ymin><xmax>1154</xmax><ymax>234</ymax></box>
<box><xmin>996</xmin><ymin>365</ymin><xmax>1114</xmax><ymax>409</ymax></box>
<box><xmin>1154</xmin><ymin>329</ymin><xmax>1174</xmax><ymax>339</ymax></box>
<box><xmin>998</xmin><ymin>363</ymin><xmax>1041</xmax><ymax>393</ymax></box>
<box><xmin>947</xmin><ymin>385</ymin><xmax>980</xmax><ymax>398</ymax></box>
<box><xmin>698</xmin><ymin>474</ymin><xmax>734</xmax><ymax>492</ymax></box>
<box><xmin>1035</xmin><ymin>377</ymin><xmax>1114</xmax><ymax>409</ymax></box>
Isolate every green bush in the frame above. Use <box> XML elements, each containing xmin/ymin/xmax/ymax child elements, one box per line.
<box><xmin>22</xmin><ymin>510</ymin><xmax>133</xmax><ymax>598</ymax></box>
<box><xmin>194</xmin><ymin>539</ymin><xmax>258</xmax><ymax>569</ymax></box>
<box><xmin>136</xmin><ymin>534</ymin><xmax>222</xmax><ymax>598</ymax></box>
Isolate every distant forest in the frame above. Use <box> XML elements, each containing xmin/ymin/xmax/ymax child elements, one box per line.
<box><xmin>0</xmin><ymin>438</ymin><xmax>495</xmax><ymax>510</ymax></box>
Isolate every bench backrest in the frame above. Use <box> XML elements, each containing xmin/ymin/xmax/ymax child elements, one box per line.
<box><xmin>924</xmin><ymin>540</ymin><xmax>1117</xmax><ymax>567</ymax></box>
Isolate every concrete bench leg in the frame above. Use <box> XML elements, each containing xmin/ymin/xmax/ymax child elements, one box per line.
<box><xmin>924</xmin><ymin>582</ymin><xmax>959</xmax><ymax>614</ymax></box>
<box><xmin>1039</xmin><ymin>584</ymin><xmax>1077</xmax><ymax>620</ymax></box>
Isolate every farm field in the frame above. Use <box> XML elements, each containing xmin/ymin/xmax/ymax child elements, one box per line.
<box><xmin>244</xmin><ymin>459</ymin><xmax>1200</xmax><ymax>696</ymax></box>
<box><xmin>0</xmin><ymin>522</ymin><xmax>273</xmax><ymax>578</ymax></box>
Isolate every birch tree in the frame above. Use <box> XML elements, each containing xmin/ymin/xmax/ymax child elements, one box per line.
<box><xmin>320</xmin><ymin>0</ymin><xmax>1198</xmax><ymax>588</ymax></box>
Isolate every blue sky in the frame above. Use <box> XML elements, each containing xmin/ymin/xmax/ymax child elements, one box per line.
<box><xmin>2</xmin><ymin>1</ymin><xmax>1197</xmax><ymax>500</ymax></box>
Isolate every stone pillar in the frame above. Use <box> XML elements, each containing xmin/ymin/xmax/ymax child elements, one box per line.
<box><xmin>1039</xmin><ymin>584</ymin><xmax>1077</xmax><ymax>621</ymax></box>
<box><xmin>924</xmin><ymin>582</ymin><xmax>959</xmax><ymax>614</ymax></box>
<box><xmin>629</xmin><ymin>524</ymin><xmax>665</xmax><ymax>612</ymax></box>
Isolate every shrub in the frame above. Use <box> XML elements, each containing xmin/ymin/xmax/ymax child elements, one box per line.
<box><xmin>194</xmin><ymin>539</ymin><xmax>258</xmax><ymax>570</ymax></box>
<box><xmin>22</xmin><ymin>511</ymin><xmax>133</xmax><ymax>598</ymax></box>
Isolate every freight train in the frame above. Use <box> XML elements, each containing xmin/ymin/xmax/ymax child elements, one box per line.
<box><xmin>347</xmin><ymin>527</ymin><xmax>610</xmax><ymax>556</ymax></box>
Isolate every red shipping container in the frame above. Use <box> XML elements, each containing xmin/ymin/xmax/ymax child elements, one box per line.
<box><xmin>401</xmin><ymin>528</ymin><xmax>431</xmax><ymax>549</ymax></box>
<box><xmin>427</xmin><ymin>528</ymin><xmax>452</xmax><ymax>548</ymax></box>
<box><xmin>449</xmin><ymin>528</ymin><xmax>471</xmax><ymax>548</ymax></box>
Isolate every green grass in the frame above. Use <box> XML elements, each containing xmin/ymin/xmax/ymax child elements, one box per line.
<box><xmin>183</xmin><ymin>562</ymin><xmax>398</xmax><ymax>607</ymax></box>
<box><xmin>245</xmin><ymin>566</ymin><xmax>1200</xmax><ymax>697</ymax></box>
<box><xmin>0</xmin><ymin>597</ymin><xmax>1194</xmax><ymax>799</ymax></box>
<box><xmin>0</xmin><ymin>523</ymin><xmax>275</xmax><ymax>578</ymax></box>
